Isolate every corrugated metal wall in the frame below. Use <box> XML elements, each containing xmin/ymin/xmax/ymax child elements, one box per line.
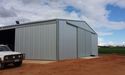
<box><xmin>59</xmin><ymin>21</ymin><xmax>77</xmax><ymax>60</ymax></box>
<box><xmin>59</xmin><ymin>20</ymin><xmax>98</xmax><ymax>59</ymax></box>
<box><xmin>15</xmin><ymin>23</ymin><xmax>57</xmax><ymax>60</ymax></box>
<box><xmin>85</xmin><ymin>31</ymin><xmax>92</xmax><ymax>56</ymax></box>
<box><xmin>14</xmin><ymin>19</ymin><xmax>97</xmax><ymax>60</ymax></box>
<box><xmin>66</xmin><ymin>20</ymin><xmax>98</xmax><ymax>57</ymax></box>
<box><xmin>78</xmin><ymin>28</ymin><xmax>86</xmax><ymax>57</ymax></box>
<box><xmin>78</xmin><ymin>28</ymin><xmax>93</xmax><ymax>57</ymax></box>
<box><xmin>91</xmin><ymin>34</ymin><xmax>98</xmax><ymax>56</ymax></box>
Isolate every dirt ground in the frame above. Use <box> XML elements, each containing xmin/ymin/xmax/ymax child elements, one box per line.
<box><xmin>1</xmin><ymin>54</ymin><xmax>125</xmax><ymax>75</ymax></box>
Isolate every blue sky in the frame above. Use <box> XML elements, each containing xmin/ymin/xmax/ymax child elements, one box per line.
<box><xmin>102</xmin><ymin>29</ymin><xmax>125</xmax><ymax>45</ymax></box>
<box><xmin>65</xmin><ymin>4</ymin><xmax>125</xmax><ymax>46</ymax></box>
<box><xmin>0</xmin><ymin>0</ymin><xmax>125</xmax><ymax>46</ymax></box>
<box><xmin>103</xmin><ymin>5</ymin><xmax>125</xmax><ymax>46</ymax></box>
<box><xmin>107</xmin><ymin>4</ymin><xmax>125</xmax><ymax>22</ymax></box>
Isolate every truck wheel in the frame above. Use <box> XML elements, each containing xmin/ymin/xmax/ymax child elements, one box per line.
<box><xmin>0</xmin><ymin>63</ymin><xmax>4</xmax><ymax>69</ymax></box>
<box><xmin>14</xmin><ymin>61</ymin><xmax>22</xmax><ymax>67</ymax></box>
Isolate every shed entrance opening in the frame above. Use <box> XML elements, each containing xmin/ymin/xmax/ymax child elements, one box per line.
<box><xmin>0</xmin><ymin>29</ymin><xmax>15</xmax><ymax>51</ymax></box>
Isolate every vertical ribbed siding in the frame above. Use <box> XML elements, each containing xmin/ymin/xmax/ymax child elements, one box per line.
<box><xmin>91</xmin><ymin>34</ymin><xmax>98</xmax><ymax>56</ymax></box>
<box><xmin>59</xmin><ymin>20</ymin><xmax>77</xmax><ymax>60</ymax></box>
<box><xmin>78</xmin><ymin>28</ymin><xmax>95</xmax><ymax>57</ymax></box>
<box><xmin>85</xmin><ymin>31</ymin><xmax>92</xmax><ymax>56</ymax></box>
<box><xmin>78</xmin><ymin>28</ymin><xmax>93</xmax><ymax>57</ymax></box>
<box><xmin>15</xmin><ymin>23</ymin><xmax>57</xmax><ymax>60</ymax></box>
<box><xmin>78</xmin><ymin>28</ymin><xmax>86</xmax><ymax>57</ymax></box>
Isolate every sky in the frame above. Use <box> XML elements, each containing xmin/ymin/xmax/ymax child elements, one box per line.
<box><xmin>0</xmin><ymin>0</ymin><xmax>125</xmax><ymax>46</ymax></box>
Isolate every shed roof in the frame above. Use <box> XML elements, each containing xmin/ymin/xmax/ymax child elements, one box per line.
<box><xmin>0</xmin><ymin>19</ymin><xmax>97</xmax><ymax>34</ymax></box>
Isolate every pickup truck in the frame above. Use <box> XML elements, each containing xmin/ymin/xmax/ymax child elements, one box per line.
<box><xmin>0</xmin><ymin>45</ymin><xmax>25</xmax><ymax>69</ymax></box>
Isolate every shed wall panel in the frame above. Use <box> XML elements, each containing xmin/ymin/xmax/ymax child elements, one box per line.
<box><xmin>85</xmin><ymin>31</ymin><xmax>92</xmax><ymax>56</ymax></box>
<box><xmin>91</xmin><ymin>34</ymin><xmax>98</xmax><ymax>56</ymax></box>
<box><xmin>78</xmin><ymin>28</ymin><xmax>86</xmax><ymax>57</ymax></box>
<box><xmin>15</xmin><ymin>23</ymin><xmax>57</xmax><ymax>60</ymax></box>
<box><xmin>59</xmin><ymin>21</ymin><xmax>77</xmax><ymax>60</ymax></box>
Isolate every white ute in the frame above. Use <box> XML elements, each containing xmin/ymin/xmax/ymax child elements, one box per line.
<box><xmin>0</xmin><ymin>45</ymin><xmax>25</xmax><ymax>69</ymax></box>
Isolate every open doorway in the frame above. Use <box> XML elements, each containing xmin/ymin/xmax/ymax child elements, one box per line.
<box><xmin>0</xmin><ymin>29</ymin><xmax>15</xmax><ymax>51</ymax></box>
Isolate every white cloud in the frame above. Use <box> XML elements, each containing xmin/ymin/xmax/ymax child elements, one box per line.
<box><xmin>98</xmin><ymin>37</ymin><xmax>125</xmax><ymax>46</ymax></box>
<box><xmin>66</xmin><ymin>0</ymin><xmax>125</xmax><ymax>30</ymax></box>
<box><xmin>97</xmin><ymin>32</ymin><xmax>113</xmax><ymax>36</ymax></box>
<box><xmin>0</xmin><ymin>0</ymin><xmax>125</xmax><ymax>39</ymax></box>
<box><xmin>98</xmin><ymin>37</ymin><xmax>106</xmax><ymax>46</ymax></box>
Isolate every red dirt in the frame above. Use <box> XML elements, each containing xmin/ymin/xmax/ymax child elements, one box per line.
<box><xmin>1</xmin><ymin>54</ymin><xmax>125</xmax><ymax>75</ymax></box>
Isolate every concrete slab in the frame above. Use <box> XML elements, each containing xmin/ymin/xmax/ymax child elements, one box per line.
<box><xmin>80</xmin><ymin>56</ymin><xmax>99</xmax><ymax>59</ymax></box>
<box><xmin>23</xmin><ymin>60</ymin><xmax>56</xmax><ymax>64</ymax></box>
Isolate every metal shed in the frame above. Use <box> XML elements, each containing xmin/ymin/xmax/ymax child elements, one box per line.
<box><xmin>0</xmin><ymin>19</ymin><xmax>98</xmax><ymax>60</ymax></box>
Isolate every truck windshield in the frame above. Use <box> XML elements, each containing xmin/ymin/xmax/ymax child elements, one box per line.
<box><xmin>0</xmin><ymin>46</ymin><xmax>11</xmax><ymax>51</ymax></box>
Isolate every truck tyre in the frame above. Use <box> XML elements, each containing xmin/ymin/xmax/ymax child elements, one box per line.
<box><xmin>0</xmin><ymin>63</ymin><xmax>4</xmax><ymax>69</ymax></box>
<box><xmin>14</xmin><ymin>61</ymin><xmax>22</xmax><ymax>67</ymax></box>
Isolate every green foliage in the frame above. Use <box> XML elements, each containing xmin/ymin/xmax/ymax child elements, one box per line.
<box><xmin>99</xmin><ymin>47</ymin><xmax>125</xmax><ymax>54</ymax></box>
